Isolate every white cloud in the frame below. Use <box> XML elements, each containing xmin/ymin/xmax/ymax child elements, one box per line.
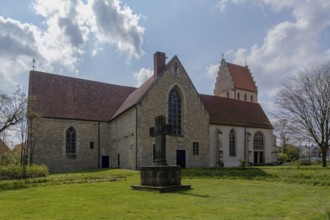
<box><xmin>215</xmin><ymin>0</ymin><xmax>250</xmax><ymax>12</ymax></box>
<box><xmin>0</xmin><ymin>17</ymin><xmax>44</xmax><ymax>90</ymax></box>
<box><xmin>91</xmin><ymin>0</ymin><xmax>145</xmax><ymax>60</ymax></box>
<box><xmin>205</xmin><ymin>64</ymin><xmax>219</xmax><ymax>79</ymax></box>
<box><xmin>213</xmin><ymin>0</ymin><xmax>330</xmax><ymax>115</ymax></box>
<box><xmin>133</xmin><ymin>68</ymin><xmax>153</xmax><ymax>86</ymax></box>
<box><xmin>0</xmin><ymin>0</ymin><xmax>145</xmax><ymax>91</ymax></box>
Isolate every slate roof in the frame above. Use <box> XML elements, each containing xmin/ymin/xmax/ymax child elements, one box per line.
<box><xmin>199</xmin><ymin>94</ymin><xmax>273</xmax><ymax>129</ymax></box>
<box><xmin>28</xmin><ymin>71</ymin><xmax>136</xmax><ymax>121</ymax></box>
<box><xmin>226</xmin><ymin>62</ymin><xmax>257</xmax><ymax>92</ymax></box>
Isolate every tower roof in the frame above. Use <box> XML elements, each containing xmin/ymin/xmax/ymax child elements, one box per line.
<box><xmin>226</xmin><ymin>62</ymin><xmax>257</xmax><ymax>92</ymax></box>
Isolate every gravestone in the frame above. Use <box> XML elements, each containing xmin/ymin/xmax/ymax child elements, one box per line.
<box><xmin>132</xmin><ymin>115</ymin><xmax>191</xmax><ymax>192</ymax></box>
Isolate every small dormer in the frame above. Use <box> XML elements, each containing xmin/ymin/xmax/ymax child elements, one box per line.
<box><xmin>214</xmin><ymin>57</ymin><xmax>258</xmax><ymax>103</ymax></box>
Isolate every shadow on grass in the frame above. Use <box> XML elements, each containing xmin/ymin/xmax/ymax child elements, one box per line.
<box><xmin>182</xmin><ymin>168</ymin><xmax>275</xmax><ymax>181</ymax></box>
<box><xmin>171</xmin><ymin>190</ymin><xmax>211</xmax><ymax>198</ymax></box>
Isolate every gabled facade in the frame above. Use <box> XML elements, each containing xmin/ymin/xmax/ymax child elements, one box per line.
<box><xmin>214</xmin><ymin>58</ymin><xmax>258</xmax><ymax>103</ymax></box>
<box><xmin>28</xmin><ymin>52</ymin><xmax>276</xmax><ymax>173</ymax></box>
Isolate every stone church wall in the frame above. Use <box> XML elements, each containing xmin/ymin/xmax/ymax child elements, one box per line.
<box><xmin>31</xmin><ymin>117</ymin><xmax>109</xmax><ymax>173</ymax></box>
<box><xmin>136</xmin><ymin>57</ymin><xmax>210</xmax><ymax>169</ymax></box>
<box><xmin>209</xmin><ymin>124</ymin><xmax>276</xmax><ymax>167</ymax></box>
<box><xmin>109</xmin><ymin>108</ymin><xmax>137</xmax><ymax>169</ymax></box>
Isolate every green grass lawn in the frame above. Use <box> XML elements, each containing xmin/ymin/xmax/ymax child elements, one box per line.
<box><xmin>0</xmin><ymin>167</ymin><xmax>329</xmax><ymax>219</ymax></box>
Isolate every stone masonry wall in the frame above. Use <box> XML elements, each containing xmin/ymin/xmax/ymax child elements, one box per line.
<box><xmin>32</xmin><ymin>117</ymin><xmax>109</xmax><ymax>173</ymax></box>
<box><xmin>109</xmin><ymin>108</ymin><xmax>137</xmax><ymax>169</ymax></box>
<box><xmin>136</xmin><ymin>57</ymin><xmax>210</xmax><ymax>169</ymax></box>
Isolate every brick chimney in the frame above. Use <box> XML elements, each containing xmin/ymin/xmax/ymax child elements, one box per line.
<box><xmin>154</xmin><ymin>51</ymin><xmax>166</xmax><ymax>77</ymax></box>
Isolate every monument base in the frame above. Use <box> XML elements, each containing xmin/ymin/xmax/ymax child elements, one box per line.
<box><xmin>132</xmin><ymin>165</ymin><xmax>191</xmax><ymax>193</ymax></box>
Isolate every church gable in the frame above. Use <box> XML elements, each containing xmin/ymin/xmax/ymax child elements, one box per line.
<box><xmin>214</xmin><ymin>58</ymin><xmax>258</xmax><ymax>102</ymax></box>
<box><xmin>134</xmin><ymin>52</ymin><xmax>210</xmax><ymax>168</ymax></box>
<box><xmin>137</xmin><ymin>53</ymin><xmax>208</xmax><ymax>118</ymax></box>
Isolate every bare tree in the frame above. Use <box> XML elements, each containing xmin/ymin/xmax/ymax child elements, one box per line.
<box><xmin>0</xmin><ymin>88</ymin><xmax>26</xmax><ymax>134</ymax></box>
<box><xmin>273</xmin><ymin>118</ymin><xmax>291</xmax><ymax>152</ymax></box>
<box><xmin>275</xmin><ymin>62</ymin><xmax>330</xmax><ymax>167</ymax></box>
<box><xmin>18</xmin><ymin>95</ymin><xmax>40</xmax><ymax>172</ymax></box>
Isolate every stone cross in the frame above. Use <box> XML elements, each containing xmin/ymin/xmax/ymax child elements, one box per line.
<box><xmin>149</xmin><ymin>115</ymin><xmax>172</xmax><ymax>165</ymax></box>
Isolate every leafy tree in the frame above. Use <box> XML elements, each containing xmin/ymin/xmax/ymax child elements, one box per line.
<box><xmin>275</xmin><ymin>62</ymin><xmax>330</xmax><ymax>167</ymax></box>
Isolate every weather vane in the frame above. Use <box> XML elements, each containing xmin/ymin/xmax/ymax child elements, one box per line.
<box><xmin>32</xmin><ymin>58</ymin><xmax>36</xmax><ymax>70</ymax></box>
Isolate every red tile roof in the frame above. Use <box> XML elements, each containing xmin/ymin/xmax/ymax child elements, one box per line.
<box><xmin>28</xmin><ymin>71</ymin><xmax>136</xmax><ymax>121</ymax></box>
<box><xmin>199</xmin><ymin>94</ymin><xmax>273</xmax><ymax>129</ymax></box>
<box><xmin>226</xmin><ymin>62</ymin><xmax>257</xmax><ymax>92</ymax></box>
<box><xmin>28</xmin><ymin>69</ymin><xmax>271</xmax><ymax>129</ymax></box>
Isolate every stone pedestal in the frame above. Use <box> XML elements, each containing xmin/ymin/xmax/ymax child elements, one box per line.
<box><xmin>132</xmin><ymin>165</ymin><xmax>191</xmax><ymax>193</ymax></box>
<box><xmin>132</xmin><ymin>115</ymin><xmax>191</xmax><ymax>192</ymax></box>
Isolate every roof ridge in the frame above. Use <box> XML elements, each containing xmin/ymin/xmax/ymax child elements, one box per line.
<box><xmin>30</xmin><ymin>70</ymin><xmax>136</xmax><ymax>90</ymax></box>
<box><xmin>29</xmin><ymin>71</ymin><xmax>136</xmax><ymax>121</ymax></box>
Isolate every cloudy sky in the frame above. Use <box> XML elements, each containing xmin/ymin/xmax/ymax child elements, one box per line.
<box><xmin>1</xmin><ymin>0</ymin><xmax>330</xmax><ymax>117</ymax></box>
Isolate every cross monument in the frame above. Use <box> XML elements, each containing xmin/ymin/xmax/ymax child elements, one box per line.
<box><xmin>131</xmin><ymin>115</ymin><xmax>191</xmax><ymax>192</ymax></box>
<box><xmin>149</xmin><ymin>115</ymin><xmax>172</xmax><ymax>165</ymax></box>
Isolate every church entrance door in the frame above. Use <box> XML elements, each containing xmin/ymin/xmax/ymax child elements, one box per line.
<box><xmin>254</xmin><ymin>151</ymin><xmax>264</xmax><ymax>164</ymax></box>
<box><xmin>176</xmin><ymin>150</ymin><xmax>186</xmax><ymax>168</ymax></box>
<box><xmin>102</xmin><ymin>156</ymin><xmax>109</xmax><ymax>168</ymax></box>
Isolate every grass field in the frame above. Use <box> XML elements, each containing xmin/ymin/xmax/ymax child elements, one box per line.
<box><xmin>0</xmin><ymin>167</ymin><xmax>329</xmax><ymax>219</ymax></box>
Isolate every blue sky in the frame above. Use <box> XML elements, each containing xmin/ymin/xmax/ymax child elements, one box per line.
<box><xmin>1</xmin><ymin>0</ymin><xmax>330</xmax><ymax>118</ymax></box>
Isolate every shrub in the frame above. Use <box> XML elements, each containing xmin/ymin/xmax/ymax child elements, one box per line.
<box><xmin>0</xmin><ymin>152</ymin><xmax>20</xmax><ymax>166</ymax></box>
<box><xmin>294</xmin><ymin>159</ymin><xmax>311</xmax><ymax>166</ymax></box>
<box><xmin>0</xmin><ymin>164</ymin><xmax>48</xmax><ymax>180</ymax></box>
<box><xmin>239</xmin><ymin>160</ymin><xmax>247</xmax><ymax>169</ymax></box>
<box><xmin>278</xmin><ymin>153</ymin><xmax>289</xmax><ymax>163</ymax></box>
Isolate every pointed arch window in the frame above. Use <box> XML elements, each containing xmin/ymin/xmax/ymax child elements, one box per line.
<box><xmin>229</xmin><ymin>129</ymin><xmax>236</xmax><ymax>156</ymax></box>
<box><xmin>253</xmin><ymin>132</ymin><xmax>264</xmax><ymax>150</ymax></box>
<box><xmin>168</xmin><ymin>88</ymin><xmax>182</xmax><ymax>136</ymax></box>
<box><xmin>66</xmin><ymin>126</ymin><xmax>76</xmax><ymax>154</ymax></box>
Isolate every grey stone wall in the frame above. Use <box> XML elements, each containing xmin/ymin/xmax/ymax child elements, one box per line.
<box><xmin>109</xmin><ymin>108</ymin><xmax>137</xmax><ymax>169</ymax></box>
<box><xmin>31</xmin><ymin>118</ymin><xmax>109</xmax><ymax>173</ymax></box>
<box><xmin>136</xmin><ymin>57</ymin><xmax>210</xmax><ymax>169</ymax></box>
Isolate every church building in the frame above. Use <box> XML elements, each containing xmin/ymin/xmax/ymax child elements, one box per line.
<box><xmin>28</xmin><ymin>52</ymin><xmax>276</xmax><ymax>173</ymax></box>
